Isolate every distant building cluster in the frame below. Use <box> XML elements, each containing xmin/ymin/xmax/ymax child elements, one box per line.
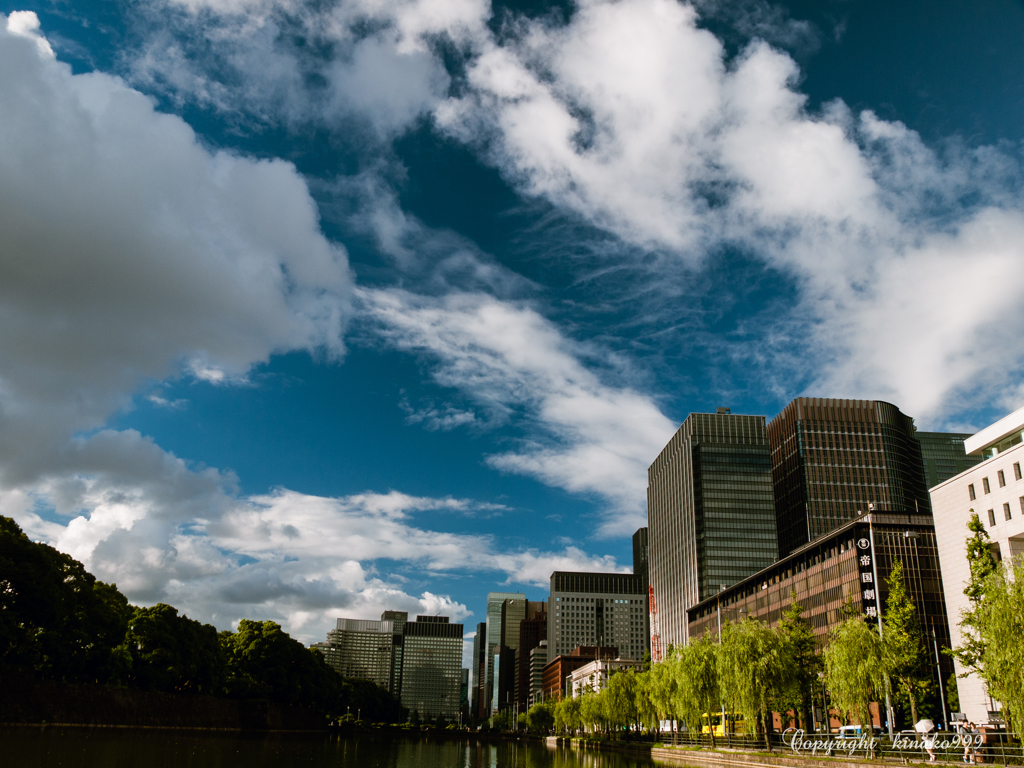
<box><xmin>313</xmin><ymin>395</ymin><xmax>1024</xmax><ymax>728</ymax></box>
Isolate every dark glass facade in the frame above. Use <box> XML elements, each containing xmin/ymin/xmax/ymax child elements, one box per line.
<box><xmin>768</xmin><ymin>398</ymin><xmax>932</xmax><ymax>558</ymax></box>
<box><xmin>647</xmin><ymin>412</ymin><xmax>778</xmax><ymax>647</ymax></box>
<box><xmin>917</xmin><ymin>431</ymin><xmax>982</xmax><ymax>489</ymax></box>
<box><xmin>687</xmin><ymin>511</ymin><xmax>953</xmax><ymax>706</ymax></box>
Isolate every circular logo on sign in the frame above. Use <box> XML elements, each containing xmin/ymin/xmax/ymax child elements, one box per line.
<box><xmin>857</xmin><ymin>538</ymin><xmax>870</xmax><ymax>550</ymax></box>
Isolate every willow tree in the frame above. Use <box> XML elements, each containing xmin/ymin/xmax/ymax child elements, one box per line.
<box><xmin>953</xmin><ymin>512</ymin><xmax>998</xmax><ymax>677</ymax></box>
<box><xmin>824</xmin><ymin>609</ymin><xmax>884</xmax><ymax>729</ymax></box>
<box><xmin>555</xmin><ymin>694</ymin><xmax>582</xmax><ymax>734</ymax></box>
<box><xmin>719</xmin><ymin>618</ymin><xmax>795</xmax><ymax>751</ymax></box>
<box><xmin>674</xmin><ymin>632</ymin><xmax>720</xmax><ymax>747</ymax></box>
<box><xmin>975</xmin><ymin>559</ymin><xmax>1024</xmax><ymax>732</ymax></box>
<box><xmin>779</xmin><ymin>597</ymin><xmax>821</xmax><ymax>731</ymax></box>
<box><xmin>606</xmin><ymin>669</ymin><xmax>640</xmax><ymax>734</ymax></box>
<box><xmin>648</xmin><ymin>651</ymin><xmax>681</xmax><ymax>740</ymax></box>
<box><xmin>882</xmin><ymin>558</ymin><xmax>929</xmax><ymax>724</ymax></box>
<box><xmin>635</xmin><ymin>669</ymin><xmax>660</xmax><ymax>733</ymax></box>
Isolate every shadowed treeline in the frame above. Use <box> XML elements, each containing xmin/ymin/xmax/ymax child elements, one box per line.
<box><xmin>0</xmin><ymin>516</ymin><xmax>401</xmax><ymax>727</ymax></box>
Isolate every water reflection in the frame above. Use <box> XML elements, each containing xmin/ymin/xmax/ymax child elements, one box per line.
<box><xmin>0</xmin><ymin>729</ymin><xmax>659</xmax><ymax>768</ymax></box>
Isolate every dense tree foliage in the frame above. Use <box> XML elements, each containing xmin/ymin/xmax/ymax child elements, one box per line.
<box><xmin>1</xmin><ymin>516</ymin><xmax>132</xmax><ymax>683</ymax></box>
<box><xmin>953</xmin><ymin>512</ymin><xmax>998</xmax><ymax>676</ymax></box>
<box><xmin>0</xmin><ymin>516</ymin><xmax>400</xmax><ymax>722</ymax></box>
<box><xmin>972</xmin><ymin>557</ymin><xmax>1024</xmax><ymax>731</ymax></box>
<box><xmin>778</xmin><ymin>598</ymin><xmax>821</xmax><ymax>731</ymax></box>
<box><xmin>881</xmin><ymin>558</ymin><xmax>929</xmax><ymax>724</ymax></box>
<box><xmin>823</xmin><ymin>608</ymin><xmax>884</xmax><ymax>728</ymax></box>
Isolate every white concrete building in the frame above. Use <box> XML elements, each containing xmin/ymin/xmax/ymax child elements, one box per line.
<box><xmin>568</xmin><ymin>657</ymin><xmax>644</xmax><ymax>698</ymax></box>
<box><xmin>930</xmin><ymin>405</ymin><xmax>1024</xmax><ymax>723</ymax></box>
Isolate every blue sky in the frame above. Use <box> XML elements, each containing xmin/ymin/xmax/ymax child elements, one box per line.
<box><xmin>2</xmin><ymin>0</ymin><xmax>1023</xmax><ymax>670</ymax></box>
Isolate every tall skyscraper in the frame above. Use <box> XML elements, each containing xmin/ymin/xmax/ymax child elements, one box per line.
<box><xmin>471</xmin><ymin>621</ymin><xmax>486</xmax><ymax>720</ymax></box>
<box><xmin>647</xmin><ymin>410</ymin><xmax>778</xmax><ymax>648</ymax></box>
<box><xmin>767</xmin><ymin>398</ymin><xmax>931</xmax><ymax>558</ymax></box>
<box><xmin>313</xmin><ymin>611</ymin><xmax>462</xmax><ymax>722</ymax></box>
<box><xmin>482</xmin><ymin>591</ymin><xmax>524</xmax><ymax>716</ymax></box>
<box><xmin>400</xmin><ymin>616</ymin><xmax>464</xmax><ymax>722</ymax></box>
<box><xmin>548</xmin><ymin>572</ymin><xmax>647</xmax><ymax>659</ymax></box>
<box><xmin>516</xmin><ymin>609</ymin><xmax>548</xmax><ymax>712</ymax></box>
<box><xmin>631</xmin><ymin>527</ymin><xmax>651</xmax><ymax>656</ymax></box>
<box><xmin>917</xmin><ymin>431</ymin><xmax>982</xmax><ymax>488</ymax></box>
<box><xmin>317</xmin><ymin>613</ymin><xmax>406</xmax><ymax>696</ymax></box>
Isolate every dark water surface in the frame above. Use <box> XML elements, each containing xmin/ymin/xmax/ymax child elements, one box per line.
<box><xmin>0</xmin><ymin>729</ymin><xmax>662</xmax><ymax>768</ymax></box>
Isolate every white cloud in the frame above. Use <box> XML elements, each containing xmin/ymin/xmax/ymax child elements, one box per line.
<box><xmin>12</xmin><ymin>475</ymin><xmax>626</xmax><ymax>643</ymax></box>
<box><xmin>0</xmin><ymin>16</ymin><xmax>352</xmax><ymax>485</ymax></box>
<box><xmin>431</xmin><ymin>0</ymin><xmax>1024</xmax><ymax>424</ymax></box>
<box><xmin>6</xmin><ymin>11</ymin><xmax>53</xmax><ymax>57</ymax></box>
<box><xmin>361</xmin><ymin>288</ymin><xmax>677</xmax><ymax>534</ymax></box>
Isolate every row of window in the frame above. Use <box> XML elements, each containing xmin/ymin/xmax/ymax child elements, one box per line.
<box><xmin>985</xmin><ymin>497</ymin><xmax>1023</xmax><ymax>527</ymax></box>
<box><xmin>968</xmin><ymin>463</ymin><xmax>1023</xmax><ymax>500</ymax></box>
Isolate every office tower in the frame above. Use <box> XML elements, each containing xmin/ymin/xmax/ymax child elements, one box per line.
<box><xmin>516</xmin><ymin>609</ymin><xmax>547</xmax><ymax>712</ymax></box>
<box><xmin>527</xmin><ymin>641</ymin><xmax>548</xmax><ymax>707</ymax></box>
<box><xmin>471</xmin><ymin>622</ymin><xmax>485</xmax><ymax>720</ymax></box>
<box><xmin>483</xmin><ymin>591</ymin><xmax>525</xmax><ymax>716</ymax></box>
<box><xmin>401</xmin><ymin>616</ymin><xmax>463</xmax><ymax>722</ymax></box>
<box><xmin>317</xmin><ymin>612</ymin><xmax>407</xmax><ymax>696</ymax></box>
<box><xmin>917</xmin><ymin>431</ymin><xmax>983</xmax><ymax>488</ymax></box>
<box><xmin>931</xmin><ymin>405</ymin><xmax>1024</xmax><ymax>724</ymax></box>
<box><xmin>768</xmin><ymin>398</ymin><xmax>931</xmax><ymax>558</ymax></box>
<box><xmin>548</xmin><ymin>572</ymin><xmax>647</xmax><ymax>660</ymax></box>
<box><xmin>647</xmin><ymin>410</ymin><xmax>778</xmax><ymax>648</ymax></box>
<box><xmin>631</xmin><ymin>527</ymin><xmax>651</xmax><ymax>655</ymax></box>
<box><xmin>460</xmin><ymin>668</ymin><xmax>469</xmax><ymax>721</ymax></box>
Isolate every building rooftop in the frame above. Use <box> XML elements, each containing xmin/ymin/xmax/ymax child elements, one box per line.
<box><xmin>964</xmin><ymin>405</ymin><xmax>1024</xmax><ymax>457</ymax></box>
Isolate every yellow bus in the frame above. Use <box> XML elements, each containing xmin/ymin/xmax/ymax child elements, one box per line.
<box><xmin>700</xmin><ymin>712</ymin><xmax>747</xmax><ymax>736</ymax></box>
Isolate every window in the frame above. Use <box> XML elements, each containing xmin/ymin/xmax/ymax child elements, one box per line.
<box><xmin>988</xmin><ymin>509</ymin><xmax>996</xmax><ymax>527</ymax></box>
<box><xmin>998</xmin><ymin>470</ymin><xmax>1006</xmax><ymax>488</ymax></box>
<box><xmin>983</xmin><ymin>477</ymin><xmax>991</xmax><ymax>494</ymax></box>
<box><xmin>1004</xmin><ymin>502</ymin><xmax>1012</xmax><ymax>521</ymax></box>
<box><xmin>969</xmin><ymin>484</ymin><xmax>976</xmax><ymax>500</ymax></box>
<box><xmin>1015</xmin><ymin>463</ymin><xmax>1022</xmax><ymax>481</ymax></box>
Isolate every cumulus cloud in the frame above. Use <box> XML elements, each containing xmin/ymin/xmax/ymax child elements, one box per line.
<box><xmin>361</xmin><ymin>288</ymin><xmax>677</xmax><ymax>533</ymax></box>
<box><xmin>15</xmin><ymin>478</ymin><xmax>626</xmax><ymax>641</ymax></box>
<box><xmin>0</xmin><ymin>15</ymin><xmax>352</xmax><ymax>485</ymax></box>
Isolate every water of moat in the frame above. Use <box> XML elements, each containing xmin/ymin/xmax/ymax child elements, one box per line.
<box><xmin>1</xmin><ymin>729</ymin><xmax>665</xmax><ymax>768</ymax></box>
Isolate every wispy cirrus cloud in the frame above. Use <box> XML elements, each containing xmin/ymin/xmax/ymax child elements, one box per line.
<box><xmin>361</xmin><ymin>287</ymin><xmax>677</xmax><ymax>534</ymax></box>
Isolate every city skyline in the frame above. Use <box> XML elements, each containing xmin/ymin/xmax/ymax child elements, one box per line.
<box><xmin>2</xmin><ymin>0</ymin><xmax>1023</xmax><ymax>675</ymax></box>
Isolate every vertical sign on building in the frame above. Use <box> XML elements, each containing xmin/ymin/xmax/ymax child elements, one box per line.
<box><xmin>855</xmin><ymin>535</ymin><xmax>877</xmax><ymax>618</ymax></box>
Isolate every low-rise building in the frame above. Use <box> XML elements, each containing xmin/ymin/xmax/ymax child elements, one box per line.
<box><xmin>931</xmin><ymin>405</ymin><xmax>1024</xmax><ymax>724</ymax></box>
<box><xmin>540</xmin><ymin>645</ymin><xmax>618</xmax><ymax>701</ymax></box>
<box><xmin>568</xmin><ymin>656</ymin><xmax>644</xmax><ymax>698</ymax></box>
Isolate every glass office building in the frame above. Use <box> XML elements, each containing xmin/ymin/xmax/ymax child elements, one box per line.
<box><xmin>917</xmin><ymin>431</ymin><xmax>982</xmax><ymax>489</ymax></box>
<box><xmin>647</xmin><ymin>410</ymin><xmax>779</xmax><ymax>647</ymax></box>
<box><xmin>767</xmin><ymin>398</ymin><xmax>932</xmax><ymax>558</ymax></box>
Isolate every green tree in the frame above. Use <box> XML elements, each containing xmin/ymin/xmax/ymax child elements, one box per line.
<box><xmin>719</xmin><ymin>618</ymin><xmax>795</xmax><ymax>751</ymax></box>
<box><xmin>555</xmin><ymin>694</ymin><xmax>582</xmax><ymax>734</ymax></box>
<box><xmin>605</xmin><ymin>669</ymin><xmax>640</xmax><ymax>734</ymax></box>
<box><xmin>647</xmin><ymin>652</ymin><xmax>679</xmax><ymax>739</ymax></box>
<box><xmin>953</xmin><ymin>512</ymin><xmax>997</xmax><ymax>676</ymax></box>
<box><xmin>823</xmin><ymin>609</ymin><xmax>884</xmax><ymax>729</ymax></box>
<box><xmin>634</xmin><ymin>669</ymin><xmax>659</xmax><ymax>733</ymax></box>
<box><xmin>0</xmin><ymin>516</ymin><xmax>132</xmax><ymax>683</ymax></box>
<box><xmin>121</xmin><ymin>603</ymin><xmax>224</xmax><ymax>694</ymax></box>
<box><xmin>973</xmin><ymin>558</ymin><xmax>1024</xmax><ymax>732</ymax></box>
<box><xmin>778</xmin><ymin>596</ymin><xmax>821</xmax><ymax>731</ymax></box>
<box><xmin>675</xmin><ymin>633</ymin><xmax>719</xmax><ymax>747</ymax></box>
<box><xmin>525</xmin><ymin>700</ymin><xmax>555</xmax><ymax>733</ymax></box>
<box><xmin>882</xmin><ymin>558</ymin><xmax>929</xmax><ymax>724</ymax></box>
